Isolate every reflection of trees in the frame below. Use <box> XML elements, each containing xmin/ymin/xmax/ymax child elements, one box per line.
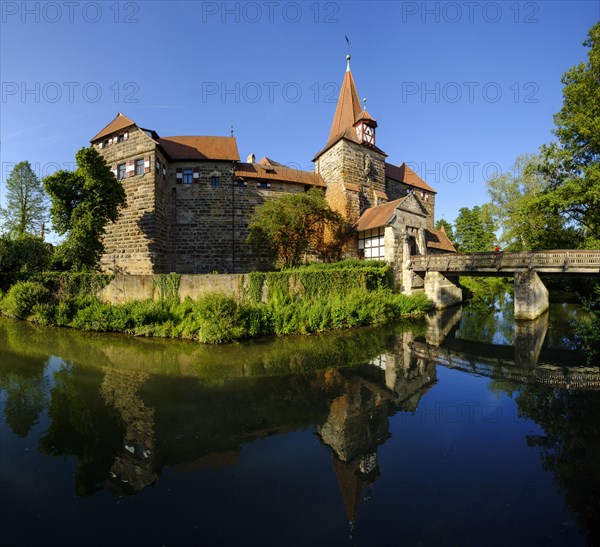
<box><xmin>0</xmin><ymin>355</ymin><xmax>49</xmax><ymax>437</ymax></box>
<box><xmin>39</xmin><ymin>364</ymin><xmax>125</xmax><ymax>496</ymax></box>
<box><xmin>493</xmin><ymin>382</ymin><xmax>600</xmax><ymax>544</ymax></box>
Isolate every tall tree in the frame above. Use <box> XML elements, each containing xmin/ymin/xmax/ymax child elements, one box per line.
<box><xmin>248</xmin><ymin>188</ymin><xmax>348</xmax><ymax>268</ymax></box>
<box><xmin>453</xmin><ymin>205</ymin><xmax>496</xmax><ymax>252</ymax></box>
<box><xmin>0</xmin><ymin>161</ymin><xmax>48</xmax><ymax>236</ymax></box>
<box><xmin>43</xmin><ymin>147</ymin><xmax>126</xmax><ymax>271</ymax></box>
<box><xmin>535</xmin><ymin>21</ymin><xmax>600</xmax><ymax>246</ymax></box>
<box><xmin>487</xmin><ymin>154</ymin><xmax>582</xmax><ymax>250</ymax></box>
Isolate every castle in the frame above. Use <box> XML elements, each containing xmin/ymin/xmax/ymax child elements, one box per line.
<box><xmin>92</xmin><ymin>55</ymin><xmax>455</xmax><ymax>288</ymax></box>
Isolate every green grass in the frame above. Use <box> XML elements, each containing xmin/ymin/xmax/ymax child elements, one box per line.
<box><xmin>0</xmin><ymin>280</ymin><xmax>433</xmax><ymax>344</ymax></box>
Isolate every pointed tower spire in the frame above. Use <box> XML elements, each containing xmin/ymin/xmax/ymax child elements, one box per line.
<box><xmin>327</xmin><ymin>55</ymin><xmax>362</xmax><ymax>146</ymax></box>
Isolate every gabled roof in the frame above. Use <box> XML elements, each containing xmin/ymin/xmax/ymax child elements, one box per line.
<box><xmin>90</xmin><ymin>112</ymin><xmax>136</xmax><ymax>142</ymax></box>
<box><xmin>355</xmin><ymin>197</ymin><xmax>408</xmax><ymax>232</ymax></box>
<box><xmin>158</xmin><ymin>136</ymin><xmax>240</xmax><ymax>161</ymax></box>
<box><xmin>426</xmin><ymin>228</ymin><xmax>457</xmax><ymax>253</ymax></box>
<box><xmin>385</xmin><ymin>162</ymin><xmax>436</xmax><ymax>194</ymax></box>
<box><xmin>235</xmin><ymin>162</ymin><xmax>325</xmax><ymax>187</ymax></box>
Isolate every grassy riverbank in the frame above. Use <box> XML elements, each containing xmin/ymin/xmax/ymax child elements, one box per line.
<box><xmin>0</xmin><ymin>263</ymin><xmax>432</xmax><ymax>344</ymax></box>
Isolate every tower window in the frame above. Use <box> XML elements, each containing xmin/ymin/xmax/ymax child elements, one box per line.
<box><xmin>183</xmin><ymin>169</ymin><xmax>193</xmax><ymax>184</ymax></box>
<box><xmin>117</xmin><ymin>163</ymin><xmax>126</xmax><ymax>180</ymax></box>
<box><xmin>117</xmin><ymin>134</ymin><xmax>125</xmax><ymax>143</ymax></box>
<box><xmin>135</xmin><ymin>159</ymin><xmax>144</xmax><ymax>176</ymax></box>
<box><xmin>211</xmin><ymin>176</ymin><xmax>220</xmax><ymax>188</ymax></box>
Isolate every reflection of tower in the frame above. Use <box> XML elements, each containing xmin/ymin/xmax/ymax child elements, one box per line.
<box><xmin>100</xmin><ymin>368</ymin><xmax>158</xmax><ymax>494</ymax></box>
<box><xmin>317</xmin><ymin>338</ymin><xmax>437</xmax><ymax>532</ymax></box>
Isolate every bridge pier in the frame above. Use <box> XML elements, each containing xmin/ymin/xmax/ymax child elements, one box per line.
<box><xmin>423</xmin><ymin>272</ymin><xmax>463</xmax><ymax>310</ymax></box>
<box><xmin>514</xmin><ymin>271</ymin><xmax>549</xmax><ymax>320</ymax></box>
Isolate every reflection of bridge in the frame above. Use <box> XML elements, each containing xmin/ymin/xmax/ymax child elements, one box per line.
<box><xmin>420</xmin><ymin>305</ymin><xmax>600</xmax><ymax>389</ymax></box>
<box><xmin>409</xmin><ymin>250</ymin><xmax>600</xmax><ymax>320</ymax></box>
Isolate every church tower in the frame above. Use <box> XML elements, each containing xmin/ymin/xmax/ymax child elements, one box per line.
<box><xmin>313</xmin><ymin>55</ymin><xmax>388</xmax><ymax>226</ymax></box>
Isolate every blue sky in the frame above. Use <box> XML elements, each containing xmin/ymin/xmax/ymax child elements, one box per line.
<box><xmin>1</xmin><ymin>0</ymin><xmax>598</xmax><ymax>232</ymax></box>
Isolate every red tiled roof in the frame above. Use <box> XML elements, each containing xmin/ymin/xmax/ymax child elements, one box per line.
<box><xmin>235</xmin><ymin>162</ymin><xmax>325</xmax><ymax>187</ymax></box>
<box><xmin>355</xmin><ymin>197</ymin><xmax>408</xmax><ymax>232</ymax></box>
<box><xmin>158</xmin><ymin>136</ymin><xmax>240</xmax><ymax>161</ymax></box>
<box><xmin>385</xmin><ymin>162</ymin><xmax>436</xmax><ymax>194</ymax></box>
<box><xmin>426</xmin><ymin>228</ymin><xmax>457</xmax><ymax>252</ymax></box>
<box><xmin>327</xmin><ymin>69</ymin><xmax>362</xmax><ymax>146</ymax></box>
<box><xmin>90</xmin><ymin>112</ymin><xmax>136</xmax><ymax>142</ymax></box>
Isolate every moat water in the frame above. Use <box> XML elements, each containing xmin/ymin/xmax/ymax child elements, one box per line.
<box><xmin>1</xmin><ymin>298</ymin><xmax>599</xmax><ymax>546</ymax></box>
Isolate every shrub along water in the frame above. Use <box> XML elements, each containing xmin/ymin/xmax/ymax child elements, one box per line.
<box><xmin>0</xmin><ymin>262</ymin><xmax>432</xmax><ymax>344</ymax></box>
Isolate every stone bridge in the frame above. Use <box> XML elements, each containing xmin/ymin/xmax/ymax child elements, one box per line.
<box><xmin>408</xmin><ymin>250</ymin><xmax>600</xmax><ymax>320</ymax></box>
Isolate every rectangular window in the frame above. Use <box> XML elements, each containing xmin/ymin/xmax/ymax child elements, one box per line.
<box><xmin>183</xmin><ymin>169</ymin><xmax>193</xmax><ymax>184</ymax></box>
<box><xmin>135</xmin><ymin>159</ymin><xmax>144</xmax><ymax>176</ymax></box>
<box><xmin>102</xmin><ymin>140</ymin><xmax>109</xmax><ymax>149</ymax></box>
<box><xmin>358</xmin><ymin>227</ymin><xmax>385</xmax><ymax>261</ymax></box>
<box><xmin>118</xmin><ymin>163</ymin><xmax>126</xmax><ymax>180</ymax></box>
<box><xmin>117</xmin><ymin>134</ymin><xmax>125</xmax><ymax>143</ymax></box>
<box><xmin>210</xmin><ymin>176</ymin><xmax>220</xmax><ymax>188</ymax></box>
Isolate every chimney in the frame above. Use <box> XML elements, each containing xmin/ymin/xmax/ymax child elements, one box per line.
<box><xmin>246</xmin><ymin>153</ymin><xmax>255</xmax><ymax>164</ymax></box>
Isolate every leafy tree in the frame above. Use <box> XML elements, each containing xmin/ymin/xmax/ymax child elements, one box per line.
<box><xmin>43</xmin><ymin>147</ymin><xmax>126</xmax><ymax>271</ymax></box>
<box><xmin>0</xmin><ymin>234</ymin><xmax>52</xmax><ymax>273</ymax></box>
<box><xmin>0</xmin><ymin>161</ymin><xmax>48</xmax><ymax>236</ymax></box>
<box><xmin>535</xmin><ymin>22</ymin><xmax>600</xmax><ymax>246</ymax></box>
<box><xmin>452</xmin><ymin>205</ymin><xmax>496</xmax><ymax>252</ymax></box>
<box><xmin>247</xmin><ymin>188</ymin><xmax>348</xmax><ymax>268</ymax></box>
<box><xmin>487</xmin><ymin>154</ymin><xmax>582</xmax><ymax>250</ymax></box>
<box><xmin>434</xmin><ymin>219</ymin><xmax>455</xmax><ymax>242</ymax></box>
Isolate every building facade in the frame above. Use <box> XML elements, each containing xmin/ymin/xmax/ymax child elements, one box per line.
<box><xmin>91</xmin><ymin>56</ymin><xmax>454</xmax><ymax>286</ymax></box>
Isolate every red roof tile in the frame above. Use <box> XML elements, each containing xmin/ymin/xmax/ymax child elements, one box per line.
<box><xmin>385</xmin><ymin>162</ymin><xmax>436</xmax><ymax>194</ymax></box>
<box><xmin>355</xmin><ymin>197</ymin><xmax>408</xmax><ymax>232</ymax></box>
<box><xmin>90</xmin><ymin>112</ymin><xmax>136</xmax><ymax>142</ymax></box>
<box><xmin>327</xmin><ymin>69</ymin><xmax>362</xmax><ymax>146</ymax></box>
<box><xmin>426</xmin><ymin>228</ymin><xmax>456</xmax><ymax>252</ymax></box>
<box><xmin>158</xmin><ymin>136</ymin><xmax>240</xmax><ymax>161</ymax></box>
<box><xmin>235</xmin><ymin>162</ymin><xmax>325</xmax><ymax>187</ymax></box>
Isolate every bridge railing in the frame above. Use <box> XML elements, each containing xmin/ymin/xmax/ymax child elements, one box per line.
<box><xmin>410</xmin><ymin>250</ymin><xmax>600</xmax><ymax>273</ymax></box>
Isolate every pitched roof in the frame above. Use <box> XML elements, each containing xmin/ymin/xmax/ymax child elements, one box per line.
<box><xmin>355</xmin><ymin>197</ymin><xmax>408</xmax><ymax>232</ymax></box>
<box><xmin>158</xmin><ymin>136</ymin><xmax>240</xmax><ymax>161</ymax></box>
<box><xmin>90</xmin><ymin>112</ymin><xmax>136</xmax><ymax>142</ymax></box>
<box><xmin>426</xmin><ymin>228</ymin><xmax>457</xmax><ymax>252</ymax></box>
<box><xmin>235</xmin><ymin>162</ymin><xmax>325</xmax><ymax>187</ymax></box>
<box><xmin>328</xmin><ymin>69</ymin><xmax>362</xmax><ymax>146</ymax></box>
<box><xmin>385</xmin><ymin>162</ymin><xmax>436</xmax><ymax>194</ymax></box>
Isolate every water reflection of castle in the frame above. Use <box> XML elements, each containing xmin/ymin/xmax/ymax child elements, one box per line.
<box><xmin>98</xmin><ymin>330</ymin><xmax>437</xmax><ymax>517</ymax></box>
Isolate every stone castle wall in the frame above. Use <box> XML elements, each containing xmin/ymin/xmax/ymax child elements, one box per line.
<box><xmin>97</xmin><ymin>128</ymin><xmax>161</xmax><ymax>274</ymax></box>
<box><xmin>316</xmin><ymin>140</ymin><xmax>386</xmax><ymax>225</ymax></box>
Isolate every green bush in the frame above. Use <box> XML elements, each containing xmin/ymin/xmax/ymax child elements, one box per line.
<box><xmin>2</xmin><ymin>281</ymin><xmax>51</xmax><ymax>318</ymax></box>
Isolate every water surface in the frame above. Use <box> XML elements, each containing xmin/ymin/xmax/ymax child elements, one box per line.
<box><xmin>1</xmin><ymin>302</ymin><xmax>599</xmax><ymax>546</ymax></box>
